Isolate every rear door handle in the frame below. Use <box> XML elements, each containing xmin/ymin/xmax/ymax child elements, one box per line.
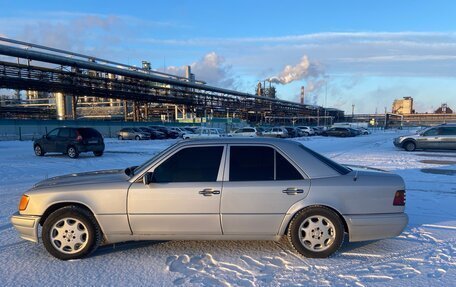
<box><xmin>199</xmin><ymin>188</ymin><xmax>220</xmax><ymax>196</ymax></box>
<box><xmin>282</xmin><ymin>188</ymin><xmax>304</xmax><ymax>195</ymax></box>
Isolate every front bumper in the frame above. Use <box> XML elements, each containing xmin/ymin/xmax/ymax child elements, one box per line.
<box><xmin>11</xmin><ymin>212</ymin><xmax>40</xmax><ymax>243</ymax></box>
<box><xmin>345</xmin><ymin>213</ymin><xmax>408</xmax><ymax>242</ymax></box>
<box><xmin>393</xmin><ymin>138</ymin><xmax>403</xmax><ymax>148</ymax></box>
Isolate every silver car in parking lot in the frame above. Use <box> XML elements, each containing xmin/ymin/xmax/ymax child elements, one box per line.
<box><xmin>394</xmin><ymin>123</ymin><xmax>456</xmax><ymax>151</ymax></box>
<box><xmin>11</xmin><ymin>138</ymin><xmax>408</xmax><ymax>260</ymax></box>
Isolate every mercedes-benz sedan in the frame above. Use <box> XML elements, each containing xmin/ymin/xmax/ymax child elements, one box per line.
<box><xmin>11</xmin><ymin>138</ymin><xmax>408</xmax><ymax>260</ymax></box>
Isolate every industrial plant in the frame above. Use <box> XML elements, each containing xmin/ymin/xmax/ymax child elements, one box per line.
<box><xmin>0</xmin><ymin>37</ymin><xmax>344</xmax><ymax>126</ymax></box>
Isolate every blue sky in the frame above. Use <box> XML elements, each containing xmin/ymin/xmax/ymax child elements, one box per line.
<box><xmin>1</xmin><ymin>0</ymin><xmax>456</xmax><ymax>113</ymax></box>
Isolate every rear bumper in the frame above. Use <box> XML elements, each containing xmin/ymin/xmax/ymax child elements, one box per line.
<box><xmin>345</xmin><ymin>213</ymin><xmax>408</xmax><ymax>242</ymax></box>
<box><xmin>11</xmin><ymin>212</ymin><xmax>40</xmax><ymax>243</ymax></box>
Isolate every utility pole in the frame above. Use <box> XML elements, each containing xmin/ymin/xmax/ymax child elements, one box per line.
<box><xmin>351</xmin><ymin>104</ymin><xmax>355</xmax><ymax>122</ymax></box>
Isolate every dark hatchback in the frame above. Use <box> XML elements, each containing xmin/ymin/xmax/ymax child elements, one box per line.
<box><xmin>322</xmin><ymin>127</ymin><xmax>356</xmax><ymax>137</ymax></box>
<box><xmin>33</xmin><ymin>127</ymin><xmax>105</xmax><ymax>158</ymax></box>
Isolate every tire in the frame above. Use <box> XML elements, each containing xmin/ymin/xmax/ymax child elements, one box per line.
<box><xmin>67</xmin><ymin>146</ymin><xmax>79</xmax><ymax>159</ymax></box>
<box><xmin>118</xmin><ymin>135</ymin><xmax>123</xmax><ymax>140</ymax></box>
<box><xmin>93</xmin><ymin>151</ymin><xmax>103</xmax><ymax>157</ymax></box>
<box><xmin>42</xmin><ymin>206</ymin><xmax>102</xmax><ymax>260</ymax></box>
<box><xmin>34</xmin><ymin>144</ymin><xmax>45</xmax><ymax>156</ymax></box>
<box><xmin>287</xmin><ymin>206</ymin><xmax>344</xmax><ymax>258</ymax></box>
<box><xmin>135</xmin><ymin>135</ymin><xmax>140</xmax><ymax>140</ymax></box>
<box><xmin>404</xmin><ymin>141</ymin><xmax>416</xmax><ymax>152</ymax></box>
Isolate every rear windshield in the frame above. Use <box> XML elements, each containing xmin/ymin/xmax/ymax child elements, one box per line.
<box><xmin>77</xmin><ymin>128</ymin><xmax>101</xmax><ymax>138</ymax></box>
<box><xmin>299</xmin><ymin>144</ymin><xmax>351</xmax><ymax>175</ymax></box>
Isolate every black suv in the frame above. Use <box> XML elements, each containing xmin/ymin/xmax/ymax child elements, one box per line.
<box><xmin>33</xmin><ymin>127</ymin><xmax>105</xmax><ymax>158</ymax></box>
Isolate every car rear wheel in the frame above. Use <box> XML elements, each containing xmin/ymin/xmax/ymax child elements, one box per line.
<box><xmin>135</xmin><ymin>135</ymin><xmax>140</xmax><ymax>140</ymax></box>
<box><xmin>287</xmin><ymin>206</ymin><xmax>344</xmax><ymax>258</ymax></box>
<box><xmin>67</xmin><ymin>146</ymin><xmax>79</xmax><ymax>159</ymax></box>
<box><xmin>42</xmin><ymin>206</ymin><xmax>102</xmax><ymax>260</ymax></box>
<box><xmin>34</xmin><ymin>145</ymin><xmax>45</xmax><ymax>156</ymax></box>
<box><xmin>93</xmin><ymin>151</ymin><xmax>103</xmax><ymax>157</ymax></box>
<box><xmin>404</xmin><ymin>141</ymin><xmax>416</xmax><ymax>152</ymax></box>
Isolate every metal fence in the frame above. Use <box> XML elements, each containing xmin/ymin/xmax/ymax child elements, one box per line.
<box><xmin>0</xmin><ymin>119</ymin><xmax>184</xmax><ymax>141</ymax></box>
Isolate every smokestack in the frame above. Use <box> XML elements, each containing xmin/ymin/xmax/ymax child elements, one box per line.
<box><xmin>300</xmin><ymin>86</ymin><xmax>305</xmax><ymax>104</ymax></box>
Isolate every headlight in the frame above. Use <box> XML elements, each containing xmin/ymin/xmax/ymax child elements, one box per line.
<box><xmin>19</xmin><ymin>195</ymin><xmax>30</xmax><ymax>211</ymax></box>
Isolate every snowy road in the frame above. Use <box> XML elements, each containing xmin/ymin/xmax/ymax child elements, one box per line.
<box><xmin>0</xmin><ymin>131</ymin><xmax>455</xmax><ymax>286</ymax></box>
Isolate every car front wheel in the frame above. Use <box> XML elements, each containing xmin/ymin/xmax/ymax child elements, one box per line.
<box><xmin>135</xmin><ymin>135</ymin><xmax>140</xmax><ymax>140</ymax></box>
<box><xmin>287</xmin><ymin>206</ymin><xmax>344</xmax><ymax>258</ymax></box>
<box><xmin>42</xmin><ymin>206</ymin><xmax>102</xmax><ymax>260</ymax></box>
<box><xmin>404</xmin><ymin>141</ymin><xmax>416</xmax><ymax>152</ymax></box>
<box><xmin>34</xmin><ymin>145</ymin><xmax>45</xmax><ymax>156</ymax></box>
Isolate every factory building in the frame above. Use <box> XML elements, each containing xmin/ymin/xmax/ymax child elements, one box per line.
<box><xmin>392</xmin><ymin>97</ymin><xmax>414</xmax><ymax>115</ymax></box>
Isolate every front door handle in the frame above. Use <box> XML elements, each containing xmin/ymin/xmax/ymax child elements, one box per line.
<box><xmin>199</xmin><ymin>188</ymin><xmax>220</xmax><ymax>196</ymax></box>
<box><xmin>282</xmin><ymin>187</ymin><xmax>304</xmax><ymax>195</ymax></box>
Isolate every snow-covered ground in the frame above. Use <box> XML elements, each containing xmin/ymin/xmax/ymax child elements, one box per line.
<box><xmin>0</xmin><ymin>131</ymin><xmax>455</xmax><ymax>286</ymax></box>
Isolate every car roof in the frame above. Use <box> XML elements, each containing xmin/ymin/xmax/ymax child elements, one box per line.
<box><xmin>177</xmin><ymin>137</ymin><xmax>299</xmax><ymax>146</ymax></box>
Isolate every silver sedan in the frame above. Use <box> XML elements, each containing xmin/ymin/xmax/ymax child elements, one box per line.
<box><xmin>11</xmin><ymin>138</ymin><xmax>408</xmax><ymax>260</ymax></box>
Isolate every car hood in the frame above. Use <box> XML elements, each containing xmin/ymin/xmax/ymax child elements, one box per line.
<box><xmin>32</xmin><ymin>169</ymin><xmax>128</xmax><ymax>190</ymax></box>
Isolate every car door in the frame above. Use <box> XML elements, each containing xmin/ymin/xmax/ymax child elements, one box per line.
<box><xmin>221</xmin><ymin>145</ymin><xmax>310</xmax><ymax>235</ymax></box>
<box><xmin>56</xmin><ymin>128</ymin><xmax>71</xmax><ymax>152</ymax></box>
<box><xmin>418</xmin><ymin>128</ymin><xmax>440</xmax><ymax>149</ymax></box>
<box><xmin>128</xmin><ymin>145</ymin><xmax>226</xmax><ymax>235</ymax></box>
<box><xmin>43</xmin><ymin>128</ymin><xmax>60</xmax><ymax>152</ymax></box>
<box><xmin>440</xmin><ymin>127</ymin><xmax>456</xmax><ymax>150</ymax></box>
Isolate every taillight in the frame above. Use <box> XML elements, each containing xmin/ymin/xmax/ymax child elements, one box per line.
<box><xmin>19</xmin><ymin>195</ymin><xmax>29</xmax><ymax>211</ymax></box>
<box><xmin>393</xmin><ymin>190</ymin><xmax>406</xmax><ymax>206</ymax></box>
<box><xmin>76</xmin><ymin>130</ymin><xmax>83</xmax><ymax>142</ymax></box>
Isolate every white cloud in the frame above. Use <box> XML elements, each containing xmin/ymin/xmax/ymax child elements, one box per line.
<box><xmin>164</xmin><ymin>52</ymin><xmax>237</xmax><ymax>89</ymax></box>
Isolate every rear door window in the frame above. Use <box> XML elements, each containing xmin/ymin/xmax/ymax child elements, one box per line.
<box><xmin>440</xmin><ymin>127</ymin><xmax>456</xmax><ymax>135</ymax></box>
<box><xmin>229</xmin><ymin>146</ymin><xmax>303</xmax><ymax>181</ymax></box>
<box><xmin>276</xmin><ymin>152</ymin><xmax>303</xmax><ymax>180</ymax></box>
<box><xmin>230</xmin><ymin>146</ymin><xmax>274</xmax><ymax>181</ymax></box>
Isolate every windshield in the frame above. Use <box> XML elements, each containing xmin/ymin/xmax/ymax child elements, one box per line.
<box><xmin>130</xmin><ymin>143</ymin><xmax>177</xmax><ymax>177</ymax></box>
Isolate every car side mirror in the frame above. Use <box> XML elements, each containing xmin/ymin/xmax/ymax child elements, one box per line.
<box><xmin>143</xmin><ymin>172</ymin><xmax>154</xmax><ymax>185</ymax></box>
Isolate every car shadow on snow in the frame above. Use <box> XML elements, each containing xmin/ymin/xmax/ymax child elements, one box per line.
<box><xmin>91</xmin><ymin>240</ymin><xmax>168</xmax><ymax>257</ymax></box>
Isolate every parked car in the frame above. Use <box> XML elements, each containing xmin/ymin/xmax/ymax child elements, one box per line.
<box><xmin>312</xmin><ymin>126</ymin><xmax>326</xmax><ymax>135</ymax></box>
<box><xmin>348</xmin><ymin>128</ymin><xmax>362</xmax><ymax>136</ymax></box>
<box><xmin>117</xmin><ymin>128</ymin><xmax>151</xmax><ymax>140</ymax></box>
<box><xmin>229</xmin><ymin>127</ymin><xmax>262</xmax><ymax>137</ymax></box>
<box><xmin>183</xmin><ymin>127</ymin><xmax>198</xmax><ymax>133</ymax></box>
<box><xmin>394</xmin><ymin>123</ymin><xmax>456</xmax><ymax>151</ymax></box>
<box><xmin>282</xmin><ymin>126</ymin><xmax>300</xmax><ymax>138</ymax></box>
<box><xmin>33</xmin><ymin>127</ymin><xmax>104</xmax><ymax>159</ymax></box>
<box><xmin>297</xmin><ymin>126</ymin><xmax>315</xmax><ymax>136</ymax></box>
<box><xmin>149</xmin><ymin>126</ymin><xmax>180</xmax><ymax>139</ymax></box>
<box><xmin>183</xmin><ymin>127</ymin><xmax>222</xmax><ymax>139</ymax></box>
<box><xmin>262</xmin><ymin>127</ymin><xmax>289</xmax><ymax>138</ymax></box>
<box><xmin>12</xmin><ymin>138</ymin><xmax>407</xmax><ymax>260</ymax></box>
<box><xmin>358</xmin><ymin>127</ymin><xmax>370</xmax><ymax>135</ymax></box>
<box><xmin>169</xmin><ymin>127</ymin><xmax>187</xmax><ymax>137</ymax></box>
<box><xmin>138</xmin><ymin>127</ymin><xmax>166</xmax><ymax>140</ymax></box>
<box><xmin>322</xmin><ymin>127</ymin><xmax>356</xmax><ymax>137</ymax></box>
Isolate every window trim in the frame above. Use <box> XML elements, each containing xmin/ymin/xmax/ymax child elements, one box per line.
<box><xmin>224</xmin><ymin>144</ymin><xmax>307</xmax><ymax>182</ymax></box>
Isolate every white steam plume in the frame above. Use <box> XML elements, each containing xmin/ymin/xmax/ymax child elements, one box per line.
<box><xmin>268</xmin><ymin>55</ymin><xmax>323</xmax><ymax>84</ymax></box>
